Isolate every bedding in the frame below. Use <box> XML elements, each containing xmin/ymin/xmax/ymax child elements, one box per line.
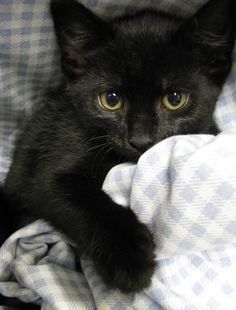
<box><xmin>1</xmin><ymin>130</ymin><xmax>236</xmax><ymax>309</ymax></box>
<box><xmin>0</xmin><ymin>0</ymin><xmax>236</xmax><ymax>309</ymax></box>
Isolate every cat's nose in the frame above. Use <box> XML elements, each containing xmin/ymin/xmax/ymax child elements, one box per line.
<box><xmin>129</xmin><ymin>136</ymin><xmax>153</xmax><ymax>153</ymax></box>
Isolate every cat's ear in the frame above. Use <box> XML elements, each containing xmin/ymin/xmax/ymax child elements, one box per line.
<box><xmin>192</xmin><ymin>0</ymin><xmax>235</xmax><ymax>41</ymax></box>
<box><xmin>50</xmin><ymin>0</ymin><xmax>113</xmax><ymax>78</ymax></box>
<box><xmin>175</xmin><ymin>0</ymin><xmax>235</xmax><ymax>83</ymax></box>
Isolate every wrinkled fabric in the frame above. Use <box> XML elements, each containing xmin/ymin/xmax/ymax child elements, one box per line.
<box><xmin>1</xmin><ymin>0</ymin><xmax>236</xmax><ymax>309</ymax></box>
<box><xmin>1</xmin><ymin>129</ymin><xmax>236</xmax><ymax>309</ymax></box>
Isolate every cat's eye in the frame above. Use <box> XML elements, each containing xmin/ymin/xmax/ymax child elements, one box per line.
<box><xmin>98</xmin><ymin>91</ymin><xmax>123</xmax><ymax>111</ymax></box>
<box><xmin>162</xmin><ymin>91</ymin><xmax>189</xmax><ymax>110</ymax></box>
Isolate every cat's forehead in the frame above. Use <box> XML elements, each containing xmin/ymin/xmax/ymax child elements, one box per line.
<box><xmin>82</xmin><ymin>11</ymin><xmax>196</xmax><ymax>95</ymax></box>
<box><xmin>97</xmin><ymin>16</ymin><xmax>192</xmax><ymax>89</ymax></box>
<box><xmin>113</xmin><ymin>11</ymin><xmax>182</xmax><ymax>41</ymax></box>
<box><xmin>105</xmin><ymin>11</ymin><xmax>186</xmax><ymax>75</ymax></box>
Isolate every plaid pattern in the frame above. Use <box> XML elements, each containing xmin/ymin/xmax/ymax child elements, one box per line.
<box><xmin>0</xmin><ymin>0</ymin><xmax>236</xmax><ymax>309</ymax></box>
<box><xmin>103</xmin><ymin>134</ymin><xmax>236</xmax><ymax>309</ymax></box>
<box><xmin>0</xmin><ymin>220</ymin><xmax>94</xmax><ymax>309</ymax></box>
<box><xmin>1</xmin><ymin>130</ymin><xmax>236</xmax><ymax>309</ymax></box>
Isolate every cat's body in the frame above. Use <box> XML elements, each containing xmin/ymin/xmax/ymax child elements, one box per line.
<box><xmin>3</xmin><ymin>0</ymin><xmax>236</xmax><ymax>293</ymax></box>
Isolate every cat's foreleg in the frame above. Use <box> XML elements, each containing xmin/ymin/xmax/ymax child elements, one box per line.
<box><xmin>38</xmin><ymin>171</ymin><xmax>156</xmax><ymax>293</ymax></box>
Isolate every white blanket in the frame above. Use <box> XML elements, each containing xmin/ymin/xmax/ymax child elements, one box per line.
<box><xmin>1</xmin><ymin>129</ymin><xmax>236</xmax><ymax>309</ymax></box>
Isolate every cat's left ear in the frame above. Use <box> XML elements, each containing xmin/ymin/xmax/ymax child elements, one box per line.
<box><xmin>175</xmin><ymin>0</ymin><xmax>236</xmax><ymax>83</ymax></box>
<box><xmin>50</xmin><ymin>0</ymin><xmax>113</xmax><ymax>78</ymax></box>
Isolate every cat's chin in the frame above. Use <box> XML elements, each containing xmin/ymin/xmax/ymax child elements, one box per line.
<box><xmin>112</xmin><ymin>144</ymin><xmax>144</xmax><ymax>163</ymax></box>
<box><xmin>125</xmin><ymin>152</ymin><xmax>142</xmax><ymax>163</ymax></box>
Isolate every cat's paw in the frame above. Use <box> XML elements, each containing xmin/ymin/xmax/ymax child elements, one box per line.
<box><xmin>93</xmin><ymin>208</ymin><xmax>156</xmax><ymax>293</ymax></box>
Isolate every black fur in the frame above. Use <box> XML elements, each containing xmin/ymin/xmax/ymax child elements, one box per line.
<box><xmin>3</xmin><ymin>0</ymin><xmax>236</xmax><ymax>293</ymax></box>
<box><xmin>0</xmin><ymin>188</ymin><xmax>15</xmax><ymax>245</ymax></box>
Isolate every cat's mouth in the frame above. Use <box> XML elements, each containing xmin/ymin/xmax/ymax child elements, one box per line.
<box><xmin>109</xmin><ymin>138</ymin><xmax>151</xmax><ymax>162</ymax></box>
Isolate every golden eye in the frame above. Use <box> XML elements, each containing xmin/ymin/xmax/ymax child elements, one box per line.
<box><xmin>162</xmin><ymin>91</ymin><xmax>189</xmax><ymax>110</ymax></box>
<box><xmin>98</xmin><ymin>91</ymin><xmax>123</xmax><ymax>111</ymax></box>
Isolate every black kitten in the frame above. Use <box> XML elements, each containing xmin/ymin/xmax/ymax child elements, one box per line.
<box><xmin>3</xmin><ymin>0</ymin><xmax>235</xmax><ymax>293</ymax></box>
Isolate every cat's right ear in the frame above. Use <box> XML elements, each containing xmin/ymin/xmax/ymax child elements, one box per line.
<box><xmin>173</xmin><ymin>0</ymin><xmax>236</xmax><ymax>84</ymax></box>
<box><xmin>50</xmin><ymin>0</ymin><xmax>113</xmax><ymax>78</ymax></box>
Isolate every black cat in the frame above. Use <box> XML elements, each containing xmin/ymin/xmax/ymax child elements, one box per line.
<box><xmin>3</xmin><ymin>0</ymin><xmax>236</xmax><ymax>293</ymax></box>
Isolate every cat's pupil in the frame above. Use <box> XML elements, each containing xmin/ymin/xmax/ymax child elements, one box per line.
<box><xmin>106</xmin><ymin>92</ymin><xmax>120</xmax><ymax>106</ymax></box>
<box><xmin>167</xmin><ymin>92</ymin><xmax>182</xmax><ymax>106</ymax></box>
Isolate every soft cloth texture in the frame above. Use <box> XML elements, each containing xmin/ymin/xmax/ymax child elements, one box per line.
<box><xmin>1</xmin><ymin>129</ymin><xmax>236</xmax><ymax>309</ymax></box>
<box><xmin>1</xmin><ymin>0</ymin><xmax>236</xmax><ymax>309</ymax></box>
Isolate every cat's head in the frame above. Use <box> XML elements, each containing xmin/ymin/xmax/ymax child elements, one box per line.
<box><xmin>51</xmin><ymin>0</ymin><xmax>235</xmax><ymax>159</ymax></box>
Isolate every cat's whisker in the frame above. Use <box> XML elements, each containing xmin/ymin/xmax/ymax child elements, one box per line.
<box><xmin>87</xmin><ymin>142</ymin><xmax>109</xmax><ymax>153</ymax></box>
<box><xmin>89</xmin><ymin>135</ymin><xmax>109</xmax><ymax>143</ymax></box>
<box><xmin>90</xmin><ymin>144</ymin><xmax>110</xmax><ymax>176</ymax></box>
<box><xmin>94</xmin><ymin>146</ymin><xmax>113</xmax><ymax>177</ymax></box>
<box><xmin>90</xmin><ymin>143</ymin><xmax>113</xmax><ymax>178</ymax></box>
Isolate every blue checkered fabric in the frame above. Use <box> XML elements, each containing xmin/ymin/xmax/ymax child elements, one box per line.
<box><xmin>0</xmin><ymin>0</ymin><xmax>236</xmax><ymax>309</ymax></box>
<box><xmin>2</xmin><ymin>129</ymin><xmax>236</xmax><ymax>309</ymax></box>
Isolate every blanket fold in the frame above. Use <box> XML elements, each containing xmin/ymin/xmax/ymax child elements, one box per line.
<box><xmin>1</xmin><ymin>129</ymin><xmax>236</xmax><ymax>309</ymax></box>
